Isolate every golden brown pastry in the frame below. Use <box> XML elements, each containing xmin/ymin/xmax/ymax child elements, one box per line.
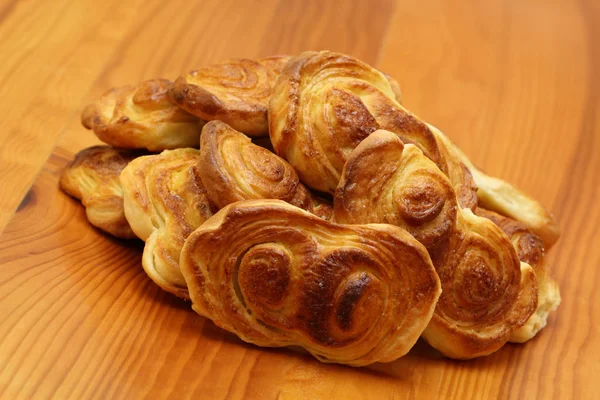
<box><xmin>268</xmin><ymin>50</ymin><xmax>476</xmax><ymax>210</ymax></box>
<box><xmin>334</xmin><ymin>130</ymin><xmax>457</xmax><ymax>250</ymax></box>
<box><xmin>171</xmin><ymin>56</ymin><xmax>291</xmax><ymax>137</ymax></box>
<box><xmin>476</xmin><ymin>208</ymin><xmax>561</xmax><ymax>342</ymax></box>
<box><xmin>334</xmin><ymin>130</ymin><xmax>537</xmax><ymax>358</ymax></box>
<box><xmin>59</xmin><ymin>146</ymin><xmax>142</xmax><ymax>239</ymax></box>
<box><xmin>180</xmin><ymin>199</ymin><xmax>441</xmax><ymax>366</ymax></box>
<box><xmin>427</xmin><ymin>124</ymin><xmax>478</xmax><ymax>210</ymax></box>
<box><xmin>82</xmin><ymin>79</ymin><xmax>204</xmax><ymax>151</ymax></box>
<box><xmin>120</xmin><ymin>148</ymin><xmax>215</xmax><ymax>299</ymax></box>
<box><xmin>383</xmin><ymin>73</ymin><xmax>402</xmax><ymax>103</ymax></box>
<box><xmin>439</xmin><ymin>133</ymin><xmax>560</xmax><ymax>247</ymax></box>
<box><xmin>199</xmin><ymin>120</ymin><xmax>332</xmax><ymax>219</ymax></box>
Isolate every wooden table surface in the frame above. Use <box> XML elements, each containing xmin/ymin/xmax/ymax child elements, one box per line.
<box><xmin>1</xmin><ymin>0</ymin><xmax>598</xmax><ymax>398</ymax></box>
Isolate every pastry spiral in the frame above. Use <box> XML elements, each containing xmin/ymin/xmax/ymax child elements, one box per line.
<box><xmin>120</xmin><ymin>148</ymin><xmax>215</xmax><ymax>299</ymax></box>
<box><xmin>180</xmin><ymin>200</ymin><xmax>441</xmax><ymax>366</ymax></box>
<box><xmin>82</xmin><ymin>79</ymin><xmax>205</xmax><ymax>152</ymax></box>
<box><xmin>334</xmin><ymin>130</ymin><xmax>458</xmax><ymax>250</ymax></box>
<box><xmin>476</xmin><ymin>208</ymin><xmax>561</xmax><ymax>342</ymax></box>
<box><xmin>171</xmin><ymin>56</ymin><xmax>291</xmax><ymax>137</ymax></box>
<box><xmin>334</xmin><ymin>130</ymin><xmax>537</xmax><ymax>358</ymax></box>
<box><xmin>443</xmin><ymin>137</ymin><xmax>560</xmax><ymax>247</ymax></box>
<box><xmin>199</xmin><ymin>120</ymin><xmax>331</xmax><ymax>219</ymax></box>
<box><xmin>424</xmin><ymin>210</ymin><xmax>538</xmax><ymax>358</ymax></box>
<box><xmin>268</xmin><ymin>50</ymin><xmax>476</xmax><ymax>208</ymax></box>
<box><xmin>59</xmin><ymin>146</ymin><xmax>142</xmax><ymax>239</ymax></box>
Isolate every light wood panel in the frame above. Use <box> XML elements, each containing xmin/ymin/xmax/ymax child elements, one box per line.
<box><xmin>0</xmin><ymin>0</ymin><xmax>145</xmax><ymax>231</ymax></box>
<box><xmin>1</xmin><ymin>0</ymin><xmax>599</xmax><ymax>398</ymax></box>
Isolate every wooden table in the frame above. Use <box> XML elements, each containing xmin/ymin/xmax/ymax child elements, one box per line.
<box><xmin>1</xmin><ymin>0</ymin><xmax>598</xmax><ymax>398</ymax></box>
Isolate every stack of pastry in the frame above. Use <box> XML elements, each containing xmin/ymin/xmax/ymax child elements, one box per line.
<box><xmin>60</xmin><ymin>51</ymin><xmax>560</xmax><ymax>366</ymax></box>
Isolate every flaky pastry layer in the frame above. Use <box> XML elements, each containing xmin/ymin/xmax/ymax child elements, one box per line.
<box><xmin>60</xmin><ymin>146</ymin><xmax>142</xmax><ymax>239</ymax></box>
<box><xmin>180</xmin><ymin>199</ymin><xmax>441</xmax><ymax>366</ymax></box>
<box><xmin>120</xmin><ymin>148</ymin><xmax>216</xmax><ymax>299</ymax></box>
<box><xmin>199</xmin><ymin>120</ymin><xmax>332</xmax><ymax>219</ymax></box>
<box><xmin>82</xmin><ymin>79</ymin><xmax>204</xmax><ymax>151</ymax></box>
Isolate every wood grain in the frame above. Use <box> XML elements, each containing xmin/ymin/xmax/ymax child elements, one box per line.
<box><xmin>1</xmin><ymin>0</ymin><xmax>599</xmax><ymax>398</ymax></box>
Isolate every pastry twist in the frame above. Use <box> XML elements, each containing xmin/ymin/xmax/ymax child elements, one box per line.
<box><xmin>199</xmin><ymin>120</ymin><xmax>332</xmax><ymax>219</ymax></box>
<box><xmin>120</xmin><ymin>148</ymin><xmax>215</xmax><ymax>299</ymax></box>
<box><xmin>476</xmin><ymin>208</ymin><xmax>561</xmax><ymax>342</ymax></box>
<box><xmin>59</xmin><ymin>146</ymin><xmax>142</xmax><ymax>239</ymax></box>
<box><xmin>180</xmin><ymin>200</ymin><xmax>441</xmax><ymax>366</ymax></box>
<box><xmin>334</xmin><ymin>130</ymin><xmax>457</xmax><ymax>250</ymax></box>
<box><xmin>171</xmin><ymin>56</ymin><xmax>291</xmax><ymax>137</ymax></box>
<box><xmin>440</xmin><ymin>135</ymin><xmax>560</xmax><ymax>247</ymax></box>
<box><xmin>269</xmin><ymin>50</ymin><xmax>476</xmax><ymax>209</ymax></box>
<box><xmin>334</xmin><ymin>130</ymin><xmax>537</xmax><ymax>358</ymax></box>
<box><xmin>82</xmin><ymin>79</ymin><xmax>204</xmax><ymax>151</ymax></box>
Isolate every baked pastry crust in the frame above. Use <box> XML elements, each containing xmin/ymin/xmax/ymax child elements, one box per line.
<box><xmin>59</xmin><ymin>146</ymin><xmax>141</xmax><ymax>239</ymax></box>
<box><xmin>334</xmin><ymin>130</ymin><xmax>537</xmax><ymax>358</ymax></box>
<box><xmin>268</xmin><ymin>50</ymin><xmax>476</xmax><ymax>209</ymax></box>
<box><xmin>180</xmin><ymin>199</ymin><xmax>441</xmax><ymax>366</ymax></box>
<box><xmin>476</xmin><ymin>208</ymin><xmax>561</xmax><ymax>342</ymax></box>
<box><xmin>82</xmin><ymin>79</ymin><xmax>204</xmax><ymax>151</ymax></box>
<box><xmin>383</xmin><ymin>73</ymin><xmax>402</xmax><ymax>103</ymax></box>
<box><xmin>199</xmin><ymin>120</ymin><xmax>332</xmax><ymax>219</ymax></box>
<box><xmin>120</xmin><ymin>148</ymin><xmax>215</xmax><ymax>299</ymax></box>
<box><xmin>334</xmin><ymin>130</ymin><xmax>457</xmax><ymax>250</ymax></box>
<box><xmin>171</xmin><ymin>56</ymin><xmax>291</xmax><ymax>137</ymax></box>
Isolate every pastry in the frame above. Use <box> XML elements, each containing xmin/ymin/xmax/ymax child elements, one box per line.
<box><xmin>180</xmin><ymin>199</ymin><xmax>441</xmax><ymax>366</ymax></box>
<box><xmin>383</xmin><ymin>73</ymin><xmax>402</xmax><ymax>103</ymax></box>
<box><xmin>268</xmin><ymin>50</ymin><xmax>476</xmax><ymax>210</ymax></box>
<box><xmin>82</xmin><ymin>79</ymin><xmax>204</xmax><ymax>151</ymax></box>
<box><xmin>171</xmin><ymin>56</ymin><xmax>291</xmax><ymax>137</ymax></box>
<box><xmin>439</xmin><ymin>134</ymin><xmax>560</xmax><ymax>247</ymax></box>
<box><xmin>334</xmin><ymin>130</ymin><xmax>457</xmax><ymax>250</ymax></box>
<box><xmin>59</xmin><ymin>146</ymin><xmax>142</xmax><ymax>239</ymax></box>
<box><xmin>199</xmin><ymin>120</ymin><xmax>332</xmax><ymax>219</ymax></box>
<box><xmin>476</xmin><ymin>208</ymin><xmax>561</xmax><ymax>342</ymax></box>
<box><xmin>334</xmin><ymin>130</ymin><xmax>537</xmax><ymax>358</ymax></box>
<box><xmin>120</xmin><ymin>148</ymin><xmax>215</xmax><ymax>299</ymax></box>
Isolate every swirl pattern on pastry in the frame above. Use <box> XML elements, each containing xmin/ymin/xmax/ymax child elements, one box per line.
<box><xmin>476</xmin><ymin>208</ymin><xmax>561</xmax><ymax>343</ymax></box>
<box><xmin>269</xmin><ymin>51</ymin><xmax>476</xmax><ymax>206</ymax></box>
<box><xmin>120</xmin><ymin>148</ymin><xmax>215</xmax><ymax>299</ymax></box>
<box><xmin>443</xmin><ymin>136</ymin><xmax>560</xmax><ymax>247</ymax></box>
<box><xmin>59</xmin><ymin>146</ymin><xmax>143</xmax><ymax>239</ymax></box>
<box><xmin>171</xmin><ymin>56</ymin><xmax>291</xmax><ymax>137</ymax></box>
<box><xmin>82</xmin><ymin>79</ymin><xmax>204</xmax><ymax>151</ymax></box>
<box><xmin>180</xmin><ymin>200</ymin><xmax>441</xmax><ymax>366</ymax></box>
<box><xmin>334</xmin><ymin>130</ymin><xmax>537</xmax><ymax>358</ymax></box>
<box><xmin>199</xmin><ymin>120</ymin><xmax>327</xmax><ymax>217</ymax></box>
<box><xmin>423</xmin><ymin>209</ymin><xmax>538</xmax><ymax>358</ymax></box>
<box><xmin>334</xmin><ymin>130</ymin><xmax>457</xmax><ymax>250</ymax></box>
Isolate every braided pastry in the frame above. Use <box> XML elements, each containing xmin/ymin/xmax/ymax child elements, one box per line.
<box><xmin>171</xmin><ymin>56</ymin><xmax>291</xmax><ymax>137</ymax></box>
<box><xmin>334</xmin><ymin>130</ymin><xmax>537</xmax><ymax>358</ymax></box>
<box><xmin>441</xmin><ymin>136</ymin><xmax>560</xmax><ymax>247</ymax></box>
<box><xmin>120</xmin><ymin>148</ymin><xmax>216</xmax><ymax>299</ymax></box>
<box><xmin>476</xmin><ymin>208</ymin><xmax>561</xmax><ymax>342</ymax></box>
<box><xmin>180</xmin><ymin>200</ymin><xmax>441</xmax><ymax>366</ymax></box>
<box><xmin>59</xmin><ymin>146</ymin><xmax>142</xmax><ymax>239</ymax></box>
<box><xmin>199</xmin><ymin>120</ymin><xmax>332</xmax><ymax>219</ymax></box>
<box><xmin>268</xmin><ymin>50</ymin><xmax>476</xmax><ymax>209</ymax></box>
